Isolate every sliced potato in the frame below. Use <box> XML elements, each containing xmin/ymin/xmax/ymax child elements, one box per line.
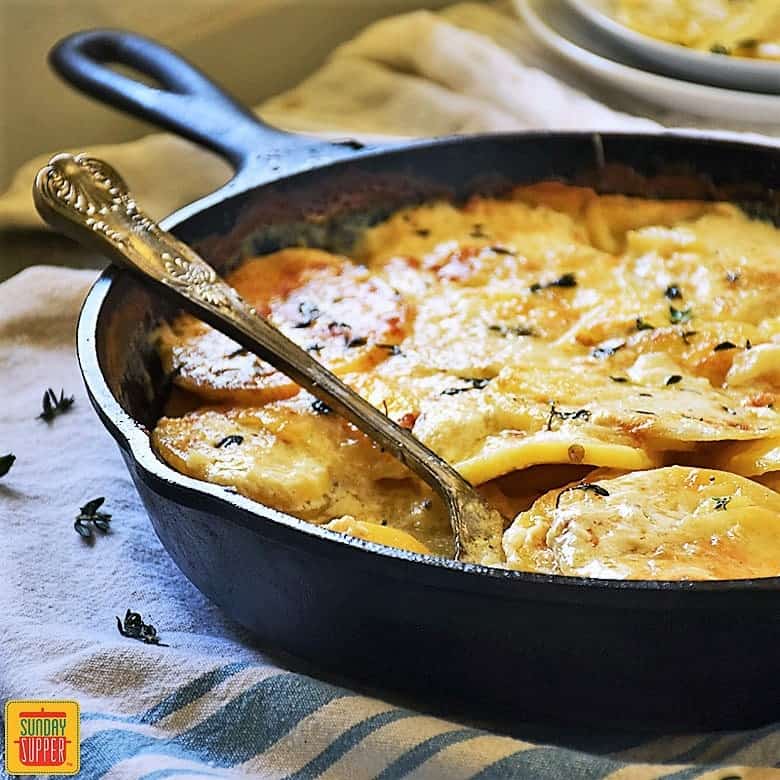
<box><xmin>504</xmin><ymin>466</ymin><xmax>780</xmax><ymax>580</ymax></box>
<box><xmin>158</xmin><ymin>248</ymin><xmax>411</xmax><ymax>404</ymax></box>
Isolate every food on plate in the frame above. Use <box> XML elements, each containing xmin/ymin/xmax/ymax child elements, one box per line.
<box><xmin>616</xmin><ymin>0</ymin><xmax>780</xmax><ymax>60</ymax></box>
<box><xmin>152</xmin><ymin>183</ymin><xmax>780</xmax><ymax>579</ymax></box>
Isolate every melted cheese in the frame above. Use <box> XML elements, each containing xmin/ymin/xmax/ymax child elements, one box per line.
<box><xmin>504</xmin><ymin>467</ymin><xmax>780</xmax><ymax>580</ymax></box>
<box><xmin>152</xmin><ymin>394</ymin><xmax>454</xmax><ymax>556</ymax></box>
<box><xmin>158</xmin><ymin>248</ymin><xmax>410</xmax><ymax>404</ymax></box>
<box><xmin>152</xmin><ymin>183</ymin><xmax>780</xmax><ymax>575</ymax></box>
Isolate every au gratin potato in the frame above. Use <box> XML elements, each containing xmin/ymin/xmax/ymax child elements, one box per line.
<box><xmin>152</xmin><ymin>183</ymin><xmax>780</xmax><ymax>580</ymax></box>
<box><xmin>616</xmin><ymin>0</ymin><xmax>780</xmax><ymax>59</ymax></box>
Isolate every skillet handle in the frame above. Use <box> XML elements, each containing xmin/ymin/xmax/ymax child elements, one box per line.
<box><xmin>50</xmin><ymin>29</ymin><xmax>352</xmax><ymax>175</ymax></box>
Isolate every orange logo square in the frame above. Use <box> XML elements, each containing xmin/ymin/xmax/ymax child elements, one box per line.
<box><xmin>4</xmin><ymin>700</ymin><xmax>80</xmax><ymax>775</ymax></box>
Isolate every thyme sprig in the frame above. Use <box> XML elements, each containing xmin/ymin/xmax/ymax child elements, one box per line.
<box><xmin>74</xmin><ymin>496</ymin><xmax>112</xmax><ymax>538</ymax></box>
<box><xmin>116</xmin><ymin>609</ymin><xmax>168</xmax><ymax>646</ymax></box>
<box><xmin>38</xmin><ymin>388</ymin><xmax>74</xmax><ymax>422</ymax></box>
<box><xmin>546</xmin><ymin>402</ymin><xmax>591</xmax><ymax>431</ymax></box>
<box><xmin>712</xmin><ymin>496</ymin><xmax>731</xmax><ymax>511</ymax></box>
<box><xmin>0</xmin><ymin>453</ymin><xmax>15</xmax><ymax>477</ymax></box>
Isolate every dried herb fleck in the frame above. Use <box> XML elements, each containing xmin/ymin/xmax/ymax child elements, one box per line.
<box><xmin>216</xmin><ymin>435</ymin><xmax>243</xmax><ymax>448</ymax></box>
<box><xmin>555</xmin><ymin>482</ymin><xmax>610</xmax><ymax>509</ymax></box>
<box><xmin>0</xmin><ymin>453</ymin><xmax>15</xmax><ymax>477</ymax></box>
<box><xmin>710</xmin><ymin>43</ymin><xmax>731</xmax><ymax>55</ymax></box>
<box><xmin>488</xmin><ymin>324</ymin><xmax>535</xmax><ymax>337</ymax></box>
<box><xmin>664</xmin><ymin>285</ymin><xmax>682</xmax><ymax>300</ymax></box>
<box><xmin>489</xmin><ymin>246</ymin><xmax>514</xmax><ymax>255</ymax></box>
<box><xmin>714</xmin><ymin>341</ymin><xmax>737</xmax><ymax>352</ymax></box>
<box><xmin>666</xmin><ymin>375</ymin><xmax>683</xmax><ymax>385</ymax></box>
<box><xmin>712</xmin><ymin>496</ymin><xmax>731</xmax><ymax>511</ymax></box>
<box><xmin>610</xmin><ymin>376</ymin><xmax>628</xmax><ymax>383</ymax></box>
<box><xmin>681</xmin><ymin>330</ymin><xmax>698</xmax><ymax>345</ymax></box>
<box><xmin>346</xmin><ymin>336</ymin><xmax>368</xmax><ymax>349</ymax></box>
<box><xmin>669</xmin><ymin>306</ymin><xmax>692</xmax><ymax>325</ymax></box>
<box><xmin>546</xmin><ymin>402</ymin><xmax>591</xmax><ymax>431</ymax></box>
<box><xmin>226</xmin><ymin>347</ymin><xmax>249</xmax><ymax>359</ymax></box>
<box><xmin>311</xmin><ymin>399</ymin><xmax>333</xmax><ymax>415</ymax></box>
<box><xmin>38</xmin><ymin>388</ymin><xmax>74</xmax><ymax>422</ymax></box>
<box><xmin>726</xmin><ymin>270</ymin><xmax>741</xmax><ymax>284</ymax></box>
<box><xmin>116</xmin><ymin>609</ymin><xmax>168</xmax><ymax>646</ymax></box>
<box><xmin>293</xmin><ymin>301</ymin><xmax>321</xmax><ymax>328</ymax></box>
<box><xmin>74</xmin><ymin>497</ymin><xmax>112</xmax><ymax>538</ymax></box>
<box><xmin>441</xmin><ymin>377</ymin><xmax>491</xmax><ymax>396</ymax></box>
<box><xmin>470</xmin><ymin>224</ymin><xmax>488</xmax><ymax>239</ymax></box>
<box><xmin>530</xmin><ymin>273</ymin><xmax>577</xmax><ymax>293</ymax></box>
<box><xmin>592</xmin><ymin>341</ymin><xmax>625</xmax><ymax>359</ymax></box>
<box><xmin>635</xmin><ymin>317</ymin><xmax>655</xmax><ymax>331</ymax></box>
<box><xmin>415</xmin><ymin>228</ymin><xmax>430</xmax><ymax>237</ymax></box>
<box><xmin>377</xmin><ymin>343</ymin><xmax>404</xmax><ymax>356</ymax></box>
<box><xmin>307</xmin><ymin>343</ymin><xmax>324</xmax><ymax>353</ymax></box>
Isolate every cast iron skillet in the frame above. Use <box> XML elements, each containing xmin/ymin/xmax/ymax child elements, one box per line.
<box><xmin>54</xmin><ymin>29</ymin><xmax>780</xmax><ymax>731</ymax></box>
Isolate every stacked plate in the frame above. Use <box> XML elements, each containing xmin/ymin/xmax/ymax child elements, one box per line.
<box><xmin>514</xmin><ymin>0</ymin><xmax>780</xmax><ymax>123</ymax></box>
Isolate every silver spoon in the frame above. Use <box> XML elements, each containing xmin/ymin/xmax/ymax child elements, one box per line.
<box><xmin>34</xmin><ymin>153</ymin><xmax>505</xmax><ymax>565</ymax></box>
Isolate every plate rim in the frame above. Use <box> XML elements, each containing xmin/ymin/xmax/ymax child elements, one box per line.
<box><xmin>566</xmin><ymin>0</ymin><xmax>780</xmax><ymax>81</ymax></box>
<box><xmin>515</xmin><ymin>0</ymin><xmax>780</xmax><ymax>118</ymax></box>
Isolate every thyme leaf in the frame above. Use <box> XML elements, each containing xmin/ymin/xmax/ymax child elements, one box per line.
<box><xmin>592</xmin><ymin>341</ymin><xmax>625</xmax><ymax>359</ymax></box>
<box><xmin>530</xmin><ymin>272</ymin><xmax>577</xmax><ymax>293</ymax></box>
<box><xmin>38</xmin><ymin>388</ymin><xmax>74</xmax><ymax>422</ymax></box>
<box><xmin>488</xmin><ymin>324</ymin><xmax>535</xmax><ymax>337</ymax></box>
<box><xmin>555</xmin><ymin>482</ymin><xmax>610</xmax><ymax>509</ymax></box>
<box><xmin>441</xmin><ymin>377</ymin><xmax>490</xmax><ymax>396</ymax></box>
<box><xmin>293</xmin><ymin>301</ymin><xmax>320</xmax><ymax>328</ymax></box>
<box><xmin>664</xmin><ymin>285</ymin><xmax>682</xmax><ymax>300</ymax></box>
<box><xmin>377</xmin><ymin>343</ymin><xmax>404</xmax><ymax>356</ymax></box>
<box><xmin>669</xmin><ymin>306</ymin><xmax>692</xmax><ymax>325</ymax></box>
<box><xmin>216</xmin><ymin>435</ymin><xmax>244</xmax><ymax>448</ymax></box>
<box><xmin>0</xmin><ymin>453</ymin><xmax>15</xmax><ymax>478</ymax></box>
<box><xmin>546</xmin><ymin>402</ymin><xmax>591</xmax><ymax>431</ymax></box>
<box><xmin>666</xmin><ymin>375</ymin><xmax>683</xmax><ymax>385</ymax></box>
<box><xmin>74</xmin><ymin>496</ymin><xmax>112</xmax><ymax>538</ymax></box>
<box><xmin>116</xmin><ymin>609</ymin><xmax>168</xmax><ymax>646</ymax></box>
<box><xmin>712</xmin><ymin>496</ymin><xmax>731</xmax><ymax>511</ymax></box>
<box><xmin>311</xmin><ymin>399</ymin><xmax>333</xmax><ymax>415</ymax></box>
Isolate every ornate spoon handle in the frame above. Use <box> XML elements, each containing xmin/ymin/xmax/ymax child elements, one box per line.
<box><xmin>34</xmin><ymin>153</ymin><xmax>504</xmax><ymax>564</ymax></box>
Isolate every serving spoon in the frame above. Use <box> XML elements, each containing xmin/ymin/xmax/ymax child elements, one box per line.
<box><xmin>34</xmin><ymin>153</ymin><xmax>505</xmax><ymax>565</ymax></box>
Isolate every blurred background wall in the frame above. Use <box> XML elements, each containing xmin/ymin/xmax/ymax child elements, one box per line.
<box><xmin>0</xmin><ymin>0</ymin><xmax>458</xmax><ymax>189</ymax></box>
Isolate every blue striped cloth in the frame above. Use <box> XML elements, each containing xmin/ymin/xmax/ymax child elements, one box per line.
<box><xmin>2</xmin><ymin>269</ymin><xmax>779</xmax><ymax>780</ymax></box>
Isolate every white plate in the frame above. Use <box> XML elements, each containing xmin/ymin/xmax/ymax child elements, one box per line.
<box><xmin>566</xmin><ymin>0</ymin><xmax>780</xmax><ymax>94</ymax></box>
<box><xmin>515</xmin><ymin>0</ymin><xmax>780</xmax><ymax>124</ymax></box>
